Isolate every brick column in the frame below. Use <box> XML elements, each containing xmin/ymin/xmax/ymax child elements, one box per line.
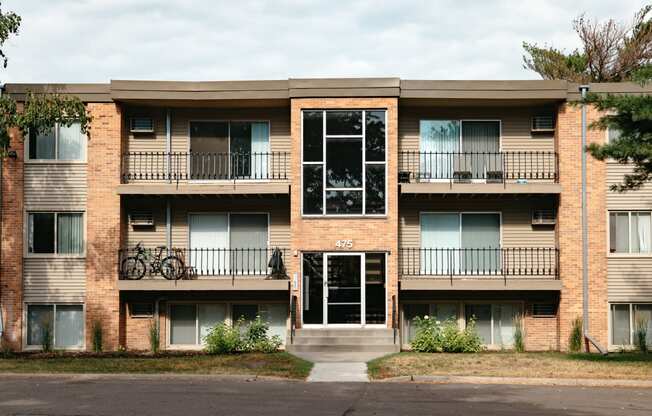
<box><xmin>0</xmin><ymin>129</ymin><xmax>24</xmax><ymax>350</ymax></box>
<box><xmin>85</xmin><ymin>103</ymin><xmax>123</xmax><ymax>351</ymax></box>
<box><xmin>556</xmin><ymin>103</ymin><xmax>608</xmax><ymax>351</ymax></box>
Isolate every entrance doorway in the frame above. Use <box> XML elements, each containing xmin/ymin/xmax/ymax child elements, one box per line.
<box><xmin>302</xmin><ymin>252</ymin><xmax>386</xmax><ymax>326</ymax></box>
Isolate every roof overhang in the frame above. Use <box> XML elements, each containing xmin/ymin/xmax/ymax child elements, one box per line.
<box><xmin>3</xmin><ymin>83</ymin><xmax>111</xmax><ymax>102</ymax></box>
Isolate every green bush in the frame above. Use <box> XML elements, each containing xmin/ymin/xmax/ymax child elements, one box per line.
<box><xmin>513</xmin><ymin>316</ymin><xmax>525</xmax><ymax>353</ymax></box>
<box><xmin>411</xmin><ymin>317</ymin><xmax>483</xmax><ymax>353</ymax></box>
<box><xmin>149</xmin><ymin>320</ymin><xmax>160</xmax><ymax>354</ymax></box>
<box><xmin>635</xmin><ymin>317</ymin><xmax>649</xmax><ymax>353</ymax></box>
<box><xmin>569</xmin><ymin>317</ymin><xmax>583</xmax><ymax>353</ymax></box>
<box><xmin>204</xmin><ymin>316</ymin><xmax>282</xmax><ymax>354</ymax></box>
<box><xmin>41</xmin><ymin>322</ymin><xmax>53</xmax><ymax>353</ymax></box>
<box><xmin>91</xmin><ymin>320</ymin><xmax>103</xmax><ymax>353</ymax></box>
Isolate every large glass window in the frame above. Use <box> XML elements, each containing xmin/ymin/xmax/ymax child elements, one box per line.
<box><xmin>26</xmin><ymin>304</ymin><xmax>83</xmax><ymax>348</ymax></box>
<box><xmin>610</xmin><ymin>303</ymin><xmax>652</xmax><ymax>346</ymax></box>
<box><xmin>28</xmin><ymin>212</ymin><xmax>84</xmax><ymax>255</ymax></box>
<box><xmin>302</xmin><ymin>110</ymin><xmax>386</xmax><ymax>215</ymax></box>
<box><xmin>403</xmin><ymin>303</ymin><xmax>457</xmax><ymax>343</ymax></box>
<box><xmin>609</xmin><ymin>211</ymin><xmax>652</xmax><ymax>254</ymax></box>
<box><xmin>465</xmin><ymin>303</ymin><xmax>521</xmax><ymax>346</ymax></box>
<box><xmin>28</xmin><ymin>122</ymin><xmax>85</xmax><ymax>161</ymax></box>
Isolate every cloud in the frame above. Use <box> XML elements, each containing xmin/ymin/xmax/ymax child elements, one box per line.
<box><xmin>1</xmin><ymin>0</ymin><xmax>647</xmax><ymax>82</ymax></box>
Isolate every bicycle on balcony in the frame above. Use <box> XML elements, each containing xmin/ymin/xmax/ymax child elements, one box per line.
<box><xmin>120</xmin><ymin>242</ymin><xmax>185</xmax><ymax>280</ymax></box>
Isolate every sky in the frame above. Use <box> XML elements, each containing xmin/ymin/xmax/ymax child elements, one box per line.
<box><xmin>0</xmin><ymin>0</ymin><xmax>648</xmax><ymax>83</ymax></box>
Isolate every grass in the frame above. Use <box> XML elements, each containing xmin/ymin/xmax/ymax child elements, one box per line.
<box><xmin>368</xmin><ymin>352</ymin><xmax>652</xmax><ymax>380</ymax></box>
<box><xmin>0</xmin><ymin>352</ymin><xmax>312</xmax><ymax>379</ymax></box>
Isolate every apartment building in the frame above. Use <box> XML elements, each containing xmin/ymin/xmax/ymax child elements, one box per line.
<box><xmin>0</xmin><ymin>78</ymin><xmax>650</xmax><ymax>352</ymax></box>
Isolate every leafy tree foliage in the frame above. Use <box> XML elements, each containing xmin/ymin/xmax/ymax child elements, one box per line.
<box><xmin>0</xmin><ymin>2</ymin><xmax>91</xmax><ymax>156</ymax></box>
<box><xmin>523</xmin><ymin>5</ymin><xmax>652</xmax><ymax>82</ymax></box>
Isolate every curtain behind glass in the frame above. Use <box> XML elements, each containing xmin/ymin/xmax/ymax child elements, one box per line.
<box><xmin>189</xmin><ymin>214</ymin><xmax>229</xmax><ymax>274</ymax></box>
<box><xmin>492</xmin><ymin>304</ymin><xmax>519</xmax><ymax>346</ymax></box>
<box><xmin>420</xmin><ymin>213</ymin><xmax>460</xmax><ymax>274</ymax></box>
<box><xmin>419</xmin><ymin>120</ymin><xmax>459</xmax><ymax>180</ymax></box>
<box><xmin>611</xmin><ymin>304</ymin><xmax>631</xmax><ymax>345</ymax></box>
<box><xmin>58</xmin><ymin>123</ymin><xmax>85</xmax><ymax>160</ymax></box>
<box><xmin>30</xmin><ymin>128</ymin><xmax>56</xmax><ymax>160</ymax></box>
<box><xmin>461</xmin><ymin>214</ymin><xmax>500</xmax><ymax>273</ymax></box>
<box><xmin>230</xmin><ymin>214</ymin><xmax>268</xmax><ymax>274</ymax></box>
<box><xmin>610</xmin><ymin>212</ymin><xmax>630</xmax><ymax>253</ymax></box>
<box><xmin>465</xmin><ymin>304</ymin><xmax>492</xmax><ymax>344</ymax></box>
<box><xmin>170</xmin><ymin>304</ymin><xmax>197</xmax><ymax>345</ymax></box>
<box><xmin>461</xmin><ymin>121</ymin><xmax>500</xmax><ymax>179</ymax></box>
<box><xmin>634</xmin><ymin>304</ymin><xmax>652</xmax><ymax>345</ymax></box>
<box><xmin>57</xmin><ymin>213</ymin><xmax>83</xmax><ymax>254</ymax></box>
<box><xmin>631</xmin><ymin>212</ymin><xmax>651</xmax><ymax>253</ymax></box>
<box><xmin>27</xmin><ymin>305</ymin><xmax>53</xmax><ymax>346</ymax></box>
<box><xmin>251</xmin><ymin>122</ymin><xmax>269</xmax><ymax>179</ymax></box>
<box><xmin>198</xmin><ymin>304</ymin><xmax>226</xmax><ymax>344</ymax></box>
<box><xmin>260</xmin><ymin>304</ymin><xmax>287</xmax><ymax>340</ymax></box>
<box><xmin>54</xmin><ymin>305</ymin><xmax>83</xmax><ymax>347</ymax></box>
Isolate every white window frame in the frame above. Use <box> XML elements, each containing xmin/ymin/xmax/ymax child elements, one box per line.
<box><xmin>608</xmin><ymin>302</ymin><xmax>652</xmax><ymax>348</ymax></box>
<box><xmin>607</xmin><ymin>210</ymin><xmax>652</xmax><ymax>256</ymax></box>
<box><xmin>301</xmin><ymin>110</ymin><xmax>388</xmax><ymax>217</ymax></box>
<box><xmin>24</xmin><ymin>211</ymin><xmax>86</xmax><ymax>258</ymax></box>
<box><xmin>23</xmin><ymin>303</ymin><xmax>85</xmax><ymax>351</ymax></box>
<box><xmin>186</xmin><ymin>119</ymin><xmax>271</xmax><ymax>183</ymax></box>
<box><xmin>25</xmin><ymin>122</ymin><xmax>87</xmax><ymax>163</ymax></box>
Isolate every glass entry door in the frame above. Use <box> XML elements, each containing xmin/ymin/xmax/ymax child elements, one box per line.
<box><xmin>326</xmin><ymin>254</ymin><xmax>362</xmax><ymax>325</ymax></box>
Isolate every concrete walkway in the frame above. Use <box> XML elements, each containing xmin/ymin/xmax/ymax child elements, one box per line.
<box><xmin>296</xmin><ymin>351</ymin><xmax>390</xmax><ymax>382</ymax></box>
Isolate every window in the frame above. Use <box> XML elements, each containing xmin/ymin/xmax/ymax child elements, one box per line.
<box><xmin>607</xmin><ymin>126</ymin><xmax>622</xmax><ymax>143</ymax></box>
<box><xmin>188</xmin><ymin>213</ymin><xmax>268</xmax><ymax>274</ymax></box>
<box><xmin>129</xmin><ymin>303</ymin><xmax>154</xmax><ymax>318</ymax></box>
<box><xmin>420</xmin><ymin>212</ymin><xmax>500</xmax><ymax>274</ymax></box>
<box><xmin>168</xmin><ymin>303</ymin><xmax>286</xmax><ymax>346</ymax></box>
<box><xmin>610</xmin><ymin>303</ymin><xmax>652</xmax><ymax>346</ymax></box>
<box><xmin>189</xmin><ymin>121</ymin><xmax>269</xmax><ymax>179</ymax></box>
<box><xmin>465</xmin><ymin>303</ymin><xmax>521</xmax><ymax>346</ymax></box>
<box><xmin>532</xmin><ymin>303</ymin><xmax>556</xmax><ymax>317</ymax></box>
<box><xmin>302</xmin><ymin>110</ymin><xmax>386</xmax><ymax>215</ymax></box>
<box><xmin>609</xmin><ymin>211</ymin><xmax>652</xmax><ymax>254</ymax></box>
<box><xmin>26</xmin><ymin>304</ymin><xmax>84</xmax><ymax>348</ymax></box>
<box><xmin>28</xmin><ymin>122</ymin><xmax>85</xmax><ymax>161</ymax></box>
<box><xmin>28</xmin><ymin>212</ymin><xmax>84</xmax><ymax>254</ymax></box>
<box><xmin>403</xmin><ymin>303</ymin><xmax>458</xmax><ymax>342</ymax></box>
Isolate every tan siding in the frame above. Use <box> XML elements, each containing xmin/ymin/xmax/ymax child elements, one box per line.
<box><xmin>606</xmin><ymin>162</ymin><xmax>652</xmax><ymax>210</ymax></box>
<box><xmin>23</xmin><ymin>258</ymin><xmax>86</xmax><ymax>302</ymax></box>
<box><xmin>398</xmin><ymin>106</ymin><xmax>555</xmax><ymax>153</ymax></box>
<box><xmin>123</xmin><ymin>198</ymin><xmax>167</xmax><ymax>247</ymax></box>
<box><xmin>399</xmin><ymin>197</ymin><xmax>556</xmax><ymax>248</ymax></box>
<box><xmin>608</xmin><ymin>257</ymin><xmax>652</xmax><ymax>302</ymax></box>
<box><xmin>24</xmin><ymin>163</ymin><xmax>87</xmax><ymax>210</ymax></box>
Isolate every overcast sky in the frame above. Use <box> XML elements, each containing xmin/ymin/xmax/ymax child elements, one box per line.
<box><xmin>1</xmin><ymin>0</ymin><xmax>647</xmax><ymax>83</ymax></box>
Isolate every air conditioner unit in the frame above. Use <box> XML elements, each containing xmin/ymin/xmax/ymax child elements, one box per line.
<box><xmin>532</xmin><ymin>209</ymin><xmax>556</xmax><ymax>225</ymax></box>
<box><xmin>129</xmin><ymin>211</ymin><xmax>154</xmax><ymax>227</ymax></box>
<box><xmin>130</xmin><ymin>117</ymin><xmax>154</xmax><ymax>133</ymax></box>
<box><xmin>531</xmin><ymin>115</ymin><xmax>555</xmax><ymax>132</ymax></box>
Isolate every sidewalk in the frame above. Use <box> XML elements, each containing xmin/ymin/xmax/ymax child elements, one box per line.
<box><xmin>378</xmin><ymin>374</ymin><xmax>652</xmax><ymax>388</ymax></box>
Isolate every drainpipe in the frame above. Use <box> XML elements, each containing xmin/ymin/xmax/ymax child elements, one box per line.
<box><xmin>0</xmin><ymin>83</ymin><xmax>4</xmax><ymax>340</ymax></box>
<box><xmin>579</xmin><ymin>84</ymin><xmax>607</xmax><ymax>355</ymax></box>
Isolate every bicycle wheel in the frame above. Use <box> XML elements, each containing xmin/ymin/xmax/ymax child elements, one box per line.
<box><xmin>161</xmin><ymin>256</ymin><xmax>185</xmax><ymax>280</ymax></box>
<box><xmin>121</xmin><ymin>257</ymin><xmax>146</xmax><ymax>280</ymax></box>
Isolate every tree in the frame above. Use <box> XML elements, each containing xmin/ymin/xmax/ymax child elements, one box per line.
<box><xmin>523</xmin><ymin>5</ymin><xmax>652</xmax><ymax>82</ymax></box>
<box><xmin>0</xmin><ymin>2</ymin><xmax>91</xmax><ymax>157</ymax></box>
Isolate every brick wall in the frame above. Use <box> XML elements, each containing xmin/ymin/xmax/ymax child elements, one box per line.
<box><xmin>523</xmin><ymin>302</ymin><xmax>559</xmax><ymax>351</ymax></box>
<box><xmin>0</xmin><ymin>128</ymin><xmax>24</xmax><ymax>350</ymax></box>
<box><xmin>85</xmin><ymin>103</ymin><xmax>123</xmax><ymax>351</ymax></box>
<box><xmin>289</xmin><ymin>98</ymin><xmax>399</xmax><ymax>327</ymax></box>
<box><xmin>556</xmin><ymin>103</ymin><xmax>608</xmax><ymax>351</ymax></box>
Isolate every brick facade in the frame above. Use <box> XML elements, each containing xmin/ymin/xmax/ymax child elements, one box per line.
<box><xmin>85</xmin><ymin>103</ymin><xmax>123</xmax><ymax>351</ymax></box>
<box><xmin>289</xmin><ymin>98</ymin><xmax>399</xmax><ymax>328</ymax></box>
<box><xmin>0</xmin><ymin>129</ymin><xmax>24</xmax><ymax>350</ymax></box>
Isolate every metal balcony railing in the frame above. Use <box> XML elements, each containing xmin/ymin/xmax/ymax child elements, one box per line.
<box><xmin>398</xmin><ymin>151</ymin><xmax>558</xmax><ymax>183</ymax></box>
<box><xmin>121</xmin><ymin>151</ymin><xmax>290</xmax><ymax>183</ymax></box>
<box><xmin>399</xmin><ymin>247</ymin><xmax>559</xmax><ymax>279</ymax></box>
<box><xmin>118</xmin><ymin>247</ymin><xmax>289</xmax><ymax>279</ymax></box>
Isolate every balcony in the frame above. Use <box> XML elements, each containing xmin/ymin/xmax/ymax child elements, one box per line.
<box><xmin>399</xmin><ymin>247</ymin><xmax>560</xmax><ymax>291</ymax></box>
<box><xmin>118</xmin><ymin>152</ymin><xmax>291</xmax><ymax>196</ymax></box>
<box><xmin>117</xmin><ymin>247</ymin><xmax>290</xmax><ymax>291</ymax></box>
<box><xmin>398</xmin><ymin>151</ymin><xmax>560</xmax><ymax>195</ymax></box>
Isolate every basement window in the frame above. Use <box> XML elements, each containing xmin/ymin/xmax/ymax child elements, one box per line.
<box><xmin>129</xmin><ymin>303</ymin><xmax>154</xmax><ymax>318</ymax></box>
<box><xmin>532</xmin><ymin>303</ymin><xmax>556</xmax><ymax>317</ymax></box>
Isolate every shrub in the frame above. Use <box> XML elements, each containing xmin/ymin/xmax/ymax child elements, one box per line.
<box><xmin>411</xmin><ymin>316</ymin><xmax>483</xmax><ymax>353</ymax></box>
<box><xmin>569</xmin><ymin>317</ymin><xmax>583</xmax><ymax>353</ymax></box>
<box><xmin>149</xmin><ymin>320</ymin><xmax>160</xmax><ymax>354</ymax></box>
<box><xmin>635</xmin><ymin>317</ymin><xmax>649</xmax><ymax>353</ymax></box>
<box><xmin>91</xmin><ymin>320</ymin><xmax>103</xmax><ymax>353</ymax></box>
<box><xmin>204</xmin><ymin>316</ymin><xmax>282</xmax><ymax>354</ymax></box>
<box><xmin>1</xmin><ymin>339</ymin><xmax>13</xmax><ymax>358</ymax></box>
<box><xmin>41</xmin><ymin>322</ymin><xmax>53</xmax><ymax>353</ymax></box>
<box><xmin>513</xmin><ymin>316</ymin><xmax>525</xmax><ymax>353</ymax></box>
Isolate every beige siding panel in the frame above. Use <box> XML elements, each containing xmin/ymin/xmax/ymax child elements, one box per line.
<box><xmin>23</xmin><ymin>258</ymin><xmax>86</xmax><ymax>302</ymax></box>
<box><xmin>24</xmin><ymin>164</ymin><xmax>87</xmax><ymax>210</ymax></box>
<box><xmin>608</xmin><ymin>257</ymin><xmax>652</xmax><ymax>302</ymax></box>
<box><xmin>124</xmin><ymin>198</ymin><xmax>167</xmax><ymax>248</ymax></box>
<box><xmin>398</xmin><ymin>106</ymin><xmax>555</xmax><ymax>153</ymax></box>
<box><xmin>606</xmin><ymin>162</ymin><xmax>652</xmax><ymax>210</ymax></box>
<box><xmin>399</xmin><ymin>198</ymin><xmax>556</xmax><ymax>249</ymax></box>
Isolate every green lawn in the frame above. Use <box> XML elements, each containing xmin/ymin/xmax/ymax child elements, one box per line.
<box><xmin>0</xmin><ymin>352</ymin><xmax>312</xmax><ymax>379</ymax></box>
<box><xmin>368</xmin><ymin>352</ymin><xmax>652</xmax><ymax>380</ymax></box>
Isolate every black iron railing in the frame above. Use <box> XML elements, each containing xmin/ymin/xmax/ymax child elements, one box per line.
<box><xmin>118</xmin><ymin>247</ymin><xmax>289</xmax><ymax>279</ymax></box>
<box><xmin>121</xmin><ymin>151</ymin><xmax>290</xmax><ymax>182</ymax></box>
<box><xmin>398</xmin><ymin>151</ymin><xmax>558</xmax><ymax>183</ymax></box>
<box><xmin>399</xmin><ymin>247</ymin><xmax>559</xmax><ymax>278</ymax></box>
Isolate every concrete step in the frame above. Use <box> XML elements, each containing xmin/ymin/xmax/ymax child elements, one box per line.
<box><xmin>295</xmin><ymin>328</ymin><xmax>394</xmax><ymax>337</ymax></box>
<box><xmin>286</xmin><ymin>343</ymin><xmax>400</xmax><ymax>353</ymax></box>
<box><xmin>292</xmin><ymin>336</ymin><xmax>395</xmax><ymax>345</ymax></box>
